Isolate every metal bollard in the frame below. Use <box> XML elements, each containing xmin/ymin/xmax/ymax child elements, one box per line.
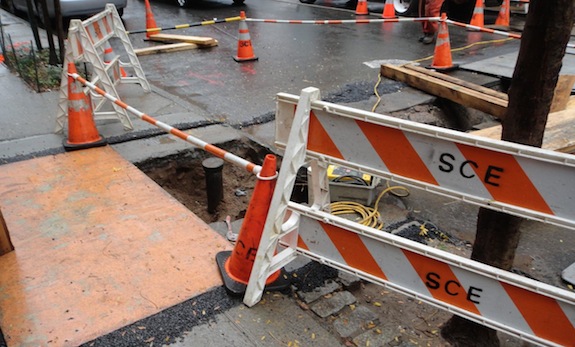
<box><xmin>202</xmin><ymin>157</ymin><xmax>224</xmax><ymax>214</ymax></box>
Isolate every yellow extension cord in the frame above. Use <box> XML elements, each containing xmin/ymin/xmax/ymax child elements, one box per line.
<box><xmin>329</xmin><ymin>182</ymin><xmax>409</xmax><ymax>230</ymax></box>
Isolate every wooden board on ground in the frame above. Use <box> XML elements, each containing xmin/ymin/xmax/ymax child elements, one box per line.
<box><xmin>0</xmin><ymin>209</ymin><xmax>13</xmax><ymax>256</ymax></box>
<box><xmin>134</xmin><ymin>42</ymin><xmax>201</xmax><ymax>56</ymax></box>
<box><xmin>471</xmin><ymin>107</ymin><xmax>575</xmax><ymax>154</ymax></box>
<box><xmin>148</xmin><ymin>33</ymin><xmax>218</xmax><ymax>47</ymax></box>
<box><xmin>0</xmin><ymin>146</ymin><xmax>231</xmax><ymax>346</ymax></box>
<box><xmin>380</xmin><ymin>63</ymin><xmax>509</xmax><ymax>119</ymax></box>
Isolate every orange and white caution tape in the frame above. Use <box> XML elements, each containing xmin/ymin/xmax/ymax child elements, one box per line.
<box><xmin>67</xmin><ymin>71</ymin><xmax>262</xmax><ymax>175</ymax></box>
<box><xmin>245</xmin><ymin>16</ymin><xmax>439</xmax><ymax>25</ymax></box>
<box><xmin>446</xmin><ymin>19</ymin><xmax>522</xmax><ymax>39</ymax></box>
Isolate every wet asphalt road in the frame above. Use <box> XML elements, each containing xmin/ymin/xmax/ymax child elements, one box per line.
<box><xmin>120</xmin><ymin>0</ymin><xmax>516</xmax><ymax>126</ymax></box>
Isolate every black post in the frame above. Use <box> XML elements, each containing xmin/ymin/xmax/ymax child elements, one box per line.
<box><xmin>202</xmin><ymin>157</ymin><xmax>224</xmax><ymax>214</ymax></box>
<box><xmin>53</xmin><ymin>0</ymin><xmax>64</xmax><ymax>64</ymax></box>
<box><xmin>25</xmin><ymin>0</ymin><xmax>42</xmax><ymax>50</ymax></box>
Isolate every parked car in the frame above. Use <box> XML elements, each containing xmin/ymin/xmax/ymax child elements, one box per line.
<box><xmin>176</xmin><ymin>0</ymin><xmax>243</xmax><ymax>7</ymax></box>
<box><xmin>2</xmin><ymin>0</ymin><xmax>127</xmax><ymax>20</ymax></box>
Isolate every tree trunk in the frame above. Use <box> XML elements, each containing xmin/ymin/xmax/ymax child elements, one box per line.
<box><xmin>441</xmin><ymin>0</ymin><xmax>575</xmax><ymax>345</ymax></box>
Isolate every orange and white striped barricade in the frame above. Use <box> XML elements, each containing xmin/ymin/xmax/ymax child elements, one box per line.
<box><xmin>243</xmin><ymin>87</ymin><xmax>575</xmax><ymax>347</ymax></box>
<box><xmin>55</xmin><ymin>4</ymin><xmax>151</xmax><ymax>133</ymax></box>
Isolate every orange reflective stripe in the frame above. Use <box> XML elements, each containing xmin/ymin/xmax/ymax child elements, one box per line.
<box><xmin>403</xmin><ymin>250</ymin><xmax>481</xmax><ymax>314</ymax></box>
<box><xmin>307</xmin><ymin>111</ymin><xmax>344</xmax><ymax>160</ymax></box>
<box><xmin>102</xmin><ymin>16</ymin><xmax>112</xmax><ymax>35</ymax></box>
<box><xmin>321</xmin><ymin>222</ymin><xmax>387</xmax><ymax>280</ymax></box>
<box><xmin>456</xmin><ymin>143</ymin><xmax>553</xmax><ymax>215</ymax></box>
<box><xmin>502</xmin><ymin>283</ymin><xmax>575</xmax><ymax>345</ymax></box>
<box><xmin>357</xmin><ymin>122</ymin><xmax>438</xmax><ymax>185</ymax></box>
<box><xmin>297</xmin><ymin>235</ymin><xmax>309</xmax><ymax>251</ymax></box>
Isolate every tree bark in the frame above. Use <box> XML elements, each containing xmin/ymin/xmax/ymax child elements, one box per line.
<box><xmin>441</xmin><ymin>0</ymin><xmax>575</xmax><ymax>345</ymax></box>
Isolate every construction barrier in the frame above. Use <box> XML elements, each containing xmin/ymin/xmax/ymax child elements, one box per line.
<box><xmin>55</xmin><ymin>4</ymin><xmax>151</xmax><ymax>133</ymax></box>
<box><xmin>66</xmin><ymin>70</ymin><xmax>262</xmax><ymax>175</ymax></box>
<box><xmin>243</xmin><ymin>87</ymin><xmax>575</xmax><ymax>347</ymax></box>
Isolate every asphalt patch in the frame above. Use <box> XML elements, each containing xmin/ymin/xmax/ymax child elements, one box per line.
<box><xmin>323</xmin><ymin>80</ymin><xmax>404</xmax><ymax>104</ymax></box>
<box><xmin>289</xmin><ymin>261</ymin><xmax>339</xmax><ymax>293</ymax></box>
<box><xmin>80</xmin><ymin>286</ymin><xmax>242</xmax><ymax>347</ymax></box>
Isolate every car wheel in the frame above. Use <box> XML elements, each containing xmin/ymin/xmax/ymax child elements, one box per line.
<box><xmin>393</xmin><ymin>0</ymin><xmax>419</xmax><ymax>17</ymax></box>
<box><xmin>177</xmin><ymin>0</ymin><xmax>188</xmax><ymax>7</ymax></box>
<box><xmin>485</xmin><ymin>0</ymin><xmax>503</xmax><ymax>6</ymax></box>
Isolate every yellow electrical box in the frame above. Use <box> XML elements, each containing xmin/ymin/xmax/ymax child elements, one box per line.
<box><xmin>326</xmin><ymin>165</ymin><xmax>372</xmax><ymax>185</ymax></box>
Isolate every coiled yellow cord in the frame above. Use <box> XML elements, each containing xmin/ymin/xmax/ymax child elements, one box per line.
<box><xmin>329</xmin><ymin>182</ymin><xmax>409</xmax><ymax>230</ymax></box>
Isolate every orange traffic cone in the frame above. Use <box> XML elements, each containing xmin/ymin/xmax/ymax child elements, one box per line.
<box><xmin>144</xmin><ymin>0</ymin><xmax>159</xmax><ymax>39</ymax></box>
<box><xmin>355</xmin><ymin>0</ymin><xmax>368</xmax><ymax>15</ymax></box>
<box><xmin>216</xmin><ymin>154</ymin><xmax>289</xmax><ymax>296</ymax></box>
<box><xmin>382</xmin><ymin>0</ymin><xmax>396</xmax><ymax>19</ymax></box>
<box><xmin>470</xmin><ymin>0</ymin><xmax>484</xmax><ymax>28</ymax></box>
<box><xmin>495</xmin><ymin>0</ymin><xmax>510</xmax><ymax>26</ymax></box>
<box><xmin>233</xmin><ymin>11</ymin><xmax>258</xmax><ymax>62</ymax></box>
<box><xmin>431</xmin><ymin>13</ymin><xmax>456</xmax><ymax>71</ymax></box>
<box><xmin>103</xmin><ymin>42</ymin><xmax>127</xmax><ymax>78</ymax></box>
<box><xmin>64</xmin><ymin>63</ymin><xmax>107</xmax><ymax>151</ymax></box>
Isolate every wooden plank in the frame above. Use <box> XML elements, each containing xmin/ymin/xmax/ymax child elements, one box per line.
<box><xmin>380</xmin><ymin>64</ymin><xmax>509</xmax><ymax>119</ymax></box>
<box><xmin>148</xmin><ymin>33</ymin><xmax>218</xmax><ymax>46</ymax></box>
<box><xmin>567</xmin><ymin>95</ymin><xmax>575</xmax><ymax>110</ymax></box>
<box><xmin>550</xmin><ymin>75</ymin><xmax>575</xmax><ymax>113</ymax></box>
<box><xmin>471</xmin><ymin>107</ymin><xmax>575</xmax><ymax>154</ymax></box>
<box><xmin>134</xmin><ymin>42</ymin><xmax>201</xmax><ymax>56</ymax></box>
<box><xmin>0</xmin><ymin>208</ymin><xmax>14</xmax><ymax>256</ymax></box>
<box><xmin>403</xmin><ymin>64</ymin><xmax>509</xmax><ymax>101</ymax></box>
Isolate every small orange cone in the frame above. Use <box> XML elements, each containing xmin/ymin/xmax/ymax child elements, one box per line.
<box><xmin>144</xmin><ymin>0</ymin><xmax>159</xmax><ymax>39</ymax></box>
<box><xmin>382</xmin><ymin>0</ymin><xmax>396</xmax><ymax>19</ymax></box>
<box><xmin>64</xmin><ymin>63</ymin><xmax>107</xmax><ymax>151</ymax></box>
<box><xmin>216</xmin><ymin>154</ymin><xmax>289</xmax><ymax>296</ymax></box>
<box><xmin>470</xmin><ymin>0</ymin><xmax>484</xmax><ymax>28</ymax></box>
<box><xmin>103</xmin><ymin>42</ymin><xmax>127</xmax><ymax>78</ymax></box>
<box><xmin>495</xmin><ymin>0</ymin><xmax>510</xmax><ymax>26</ymax></box>
<box><xmin>355</xmin><ymin>0</ymin><xmax>368</xmax><ymax>15</ymax></box>
<box><xmin>233</xmin><ymin>11</ymin><xmax>258</xmax><ymax>62</ymax></box>
<box><xmin>431</xmin><ymin>13</ymin><xmax>456</xmax><ymax>71</ymax></box>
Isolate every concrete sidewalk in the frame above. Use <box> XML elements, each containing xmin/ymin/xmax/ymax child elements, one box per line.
<box><xmin>0</xmin><ymin>9</ymin><xmax>235</xmax><ymax>166</ymax></box>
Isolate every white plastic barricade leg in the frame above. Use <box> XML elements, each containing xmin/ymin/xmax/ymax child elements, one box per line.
<box><xmin>244</xmin><ymin>87</ymin><xmax>575</xmax><ymax>347</ymax></box>
<box><xmin>55</xmin><ymin>4</ymin><xmax>151</xmax><ymax>133</ymax></box>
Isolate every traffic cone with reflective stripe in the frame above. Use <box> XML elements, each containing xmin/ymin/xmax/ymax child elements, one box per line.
<box><xmin>64</xmin><ymin>63</ymin><xmax>107</xmax><ymax>151</ymax></box>
<box><xmin>470</xmin><ymin>0</ymin><xmax>484</xmax><ymax>27</ymax></box>
<box><xmin>233</xmin><ymin>11</ymin><xmax>258</xmax><ymax>62</ymax></box>
<box><xmin>144</xmin><ymin>0</ymin><xmax>159</xmax><ymax>39</ymax></box>
<box><xmin>355</xmin><ymin>0</ymin><xmax>368</xmax><ymax>15</ymax></box>
<box><xmin>495</xmin><ymin>0</ymin><xmax>510</xmax><ymax>26</ymax></box>
<box><xmin>382</xmin><ymin>0</ymin><xmax>396</xmax><ymax>19</ymax></box>
<box><xmin>216</xmin><ymin>154</ymin><xmax>289</xmax><ymax>296</ymax></box>
<box><xmin>431</xmin><ymin>13</ymin><xmax>456</xmax><ymax>71</ymax></box>
<box><xmin>103</xmin><ymin>42</ymin><xmax>127</xmax><ymax>78</ymax></box>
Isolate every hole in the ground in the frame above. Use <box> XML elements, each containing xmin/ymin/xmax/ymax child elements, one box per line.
<box><xmin>137</xmin><ymin>138</ymin><xmax>274</xmax><ymax>224</ymax></box>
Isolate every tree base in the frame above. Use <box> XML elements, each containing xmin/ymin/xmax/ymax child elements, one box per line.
<box><xmin>441</xmin><ymin>316</ymin><xmax>500</xmax><ymax>347</ymax></box>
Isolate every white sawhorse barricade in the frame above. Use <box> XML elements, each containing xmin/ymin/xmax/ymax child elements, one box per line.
<box><xmin>55</xmin><ymin>4</ymin><xmax>151</xmax><ymax>133</ymax></box>
<box><xmin>245</xmin><ymin>87</ymin><xmax>575</xmax><ymax>347</ymax></box>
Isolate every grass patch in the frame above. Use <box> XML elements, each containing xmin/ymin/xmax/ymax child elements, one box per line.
<box><xmin>2</xmin><ymin>42</ymin><xmax>62</xmax><ymax>92</ymax></box>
